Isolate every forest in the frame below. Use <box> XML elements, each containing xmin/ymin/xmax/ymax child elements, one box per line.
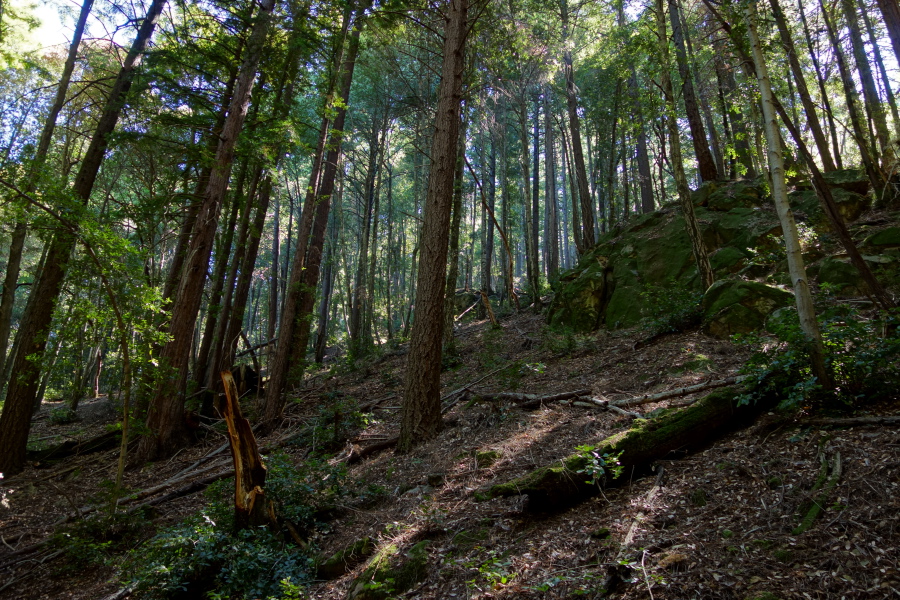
<box><xmin>0</xmin><ymin>0</ymin><xmax>899</xmax><ymax>597</ymax></box>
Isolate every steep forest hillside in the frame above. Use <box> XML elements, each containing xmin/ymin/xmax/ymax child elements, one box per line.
<box><xmin>2</xmin><ymin>0</ymin><xmax>900</xmax><ymax>597</ymax></box>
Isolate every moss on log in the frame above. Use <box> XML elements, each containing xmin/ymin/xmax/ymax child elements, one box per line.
<box><xmin>483</xmin><ymin>387</ymin><xmax>765</xmax><ymax>510</ymax></box>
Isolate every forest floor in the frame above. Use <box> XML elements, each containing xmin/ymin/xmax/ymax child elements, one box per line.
<box><xmin>1</xmin><ymin>309</ymin><xmax>899</xmax><ymax>599</ymax></box>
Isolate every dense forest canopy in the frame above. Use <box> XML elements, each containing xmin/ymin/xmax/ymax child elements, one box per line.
<box><xmin>0</xmin><ymin>0</ymin><xmax>897</xmax><ymax>490</ymax></box>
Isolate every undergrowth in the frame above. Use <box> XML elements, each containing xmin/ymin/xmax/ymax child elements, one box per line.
<box><xmin>640</xmin><ymin>280</ymin><xmax>703</xmax><ymax>336</ymax></box>
<box><xmin>121</xmin><ymin>452</ymin><xmax>346</xmax><ymax>599</ymax></box>
<box><xmin>737</xmin><ymin>299</ymin><xmax>900</xmax><ymax>411</ymax></box>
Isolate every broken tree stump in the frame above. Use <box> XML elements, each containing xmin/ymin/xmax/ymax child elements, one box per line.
<box><xmin>220</xmin><ymin>370</ymin><xmax>275</xmax><ymax>530</ymax></box>
<box><xmin>481</xmin><ymin>387</ymin><xmax>768</xmax><ymax>510</ymax></box>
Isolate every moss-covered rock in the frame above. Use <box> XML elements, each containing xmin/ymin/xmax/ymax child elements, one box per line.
<box><xmin>790</xmin><ymin>188</ymin><xmax>871</xmax><ymax>226</ymax></box>
<box><xmin>702</xmin><ymin>280</ymin><xmax>793</xmax><ymax>339</ymax></box>
<box><xmin>345</xmin><ymin>540</ymin><xmax>431</xmax><ymax>600</ymax></box>
<box><xmin>808</xmin><ymin>257</ymin><xmax>867</xmax><ymax>296</ymax></box>
<box><xmin>547</xmin><ymin>254</ymin><xmax>611</xmax><ymax>332</ymax></box>
<box><xmin>711</xmin><ymin>247</ymin><xmax>752</xmax><ymax>274</ymax></box>
<box><xmin>863</xmin><ymin>226</ymin><xmax>900</xmax><ymax>248</ymax></box>
<box><xmin>822</xmin><ymin>168</ymin><xmax>870</xmax><ymax>195</ymax></box>
<box><xmin>704</xmin><ymin>179</ymin><xmax>766</xmax><ymax>211</ymax></box>
<box><xmin>316</xmin><ymin>537</ymin><xmax>375</xmax><ymax>580</ymax></box>
<box><xmin>482</xmin><ymin>388</ymin><xmax>764</xmax><ymax>510</ymax></box>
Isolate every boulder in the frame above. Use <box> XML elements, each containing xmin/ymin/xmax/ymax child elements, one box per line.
<box><xmin>808</xmin><ymin>257</ymin><xmax>867</xmax><ymax>297</ymax></box>
<box><xmin>790</xmin><ymin>188</ymin><xmax>871</xmax><ymax>226</ymax></box>
<box><xmin>822</xmin><ymin>168</ymin><xmax>870</xmax><ymax>195</ymax></box>
<box><xmin>702</xmin><ymin>280</ymin><xmax>794</xmax><ymax>339</ymax></box>
<box><xmin>863</xmin><ymin>226</ymin><xmax>900</xmax><ymax>248</ymax></box>
<box><xmin>548</xmin><ymin>254</ymin><xmax>611</xmax><ymax>332</ymax></box>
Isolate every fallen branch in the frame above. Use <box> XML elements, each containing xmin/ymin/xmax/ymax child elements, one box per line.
<box><xmin>612</xmin><ymin>376</ymin><xmax>746</xmax><ymax>408</ymax></box>
<box><xmin>802</xmin><ymin>416</ymin><xmax>900</xmax><ymax>427</ymax></box>
<box><xmin>620</xmin><ymin>467</ymin><xmax>665</xmax><ymax>555</ymax></box>
<box><xmin>792</xmin><ymin>451</ymin><xmax>842</xmax><ymax>535</ymax></box>
<box><xmin>475</xmin><ymin>389</ymin><xmax>591</xmax><ymax>406</ymax></box>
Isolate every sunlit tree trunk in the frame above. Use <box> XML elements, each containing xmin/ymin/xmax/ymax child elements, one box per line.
<box><xmin>744</xmin><ymin>1</ymin><xmax>830</xmax><ymax>388</ymax></box>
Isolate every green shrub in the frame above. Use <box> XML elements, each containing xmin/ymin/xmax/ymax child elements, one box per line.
<box><xmin>125</xmin><ymin>453</ymin><xmax>345</xmax><ymax>599</ymax></box>
<box><xmin>737</xmin><ymin>304</ymin><xmax>900</xmax><ymax>410</ymax></box>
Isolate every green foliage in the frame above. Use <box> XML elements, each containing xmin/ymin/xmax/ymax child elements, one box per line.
<box><xmin>306</xmin><ymin>394</ymin><xmax>369</xmax><ymax>454</ymax></box>
<box><xmin>574</xmin><ymin>446</ymin><xmax>623</xmax><ymax>486</ymax></box>
<box><xmin>465</xmin><ymin>547</ymin><xmax>516</xmax><ymax>591</ymax></box>
<box><xmin>54</xmin><ymin>483</ymin><xmax>152</xmax><ymax>569</ymax></box>
<box><xmin>125</xmin><ymin>453</ymin><xmax>336</xmax><ymax>599</ymax></box>
<box><xmin>48</xmin><ymin>406</ymin><xmax>78</xmax><ymax>425</ymax></box>
<box><xmin>737</xmin><ymin>303</ymin><xmax>900</xmax><ymax>410</ymax></box>
<box><xmin>639</xmin><ymin>281</ymin><xmax>702</xmax><ymax>336</ymax></box>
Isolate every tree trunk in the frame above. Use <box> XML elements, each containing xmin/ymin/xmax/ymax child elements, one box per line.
<box><xmin>875</xmin><ymin>0</ymin><xmax>900</xmax><ymax>65</ymax></box>
<box><xmin>559</xmin><ymin>121</ymin><xmax>583</xmax><ymax>256</ymax></box>
<box><xmin>544</xmin><ymin>93</ymin><xmax>560</xmax><ymax>278</ymax></box>
<box><xmin>668</xmin><ymin>0</ymin><xmax>719</xmax><ymax>182</ymax></box>
<box><xmin>655</xmin><ymin>0</ymin><xmax>715</xmax><ymax>291</ymax></box>
<box><xmin>745</xmin><ymin>0</ymin><xmax>831</xmax><ymax>388</ymax></box>
<box><xmin>264</xmin><ymin>6</ymin><xmax>366</xmax><ymax>424</ymax></box>
<box><xmin>138</xmin><ymin>0</ymin><xmax>276</xmax><ymax>461</ymax></box>
<box><xmin>0</xmin><ymin>0</ymin><xmax>94</xmax><ymax>381</ymax></box>
<box><xmin>820</xmin><ymin>0</ymin><xmax>889</xmax><ymax>204</ymax></box>
<box><xmin>797</xmin><ymin>0</ymin><xmax>843</xmax><ymax>169</ymax></box>
<box><xmin>842</xmin><ymin>0</ymin><xmax>891</xmax><ymax>158</ymax></box>
<box><xmin>770</xmin><ymin>0</ymin><xmax>837</xmax><ymax>172</ymax></box>
<box><xmin>861</xmin><ymin>1</ymin><xmax>900</xmax><ymax>137</ymax></box>
<box><xmin>398</xmin><ymin>0</ymin><xmax>467</xmax><ymax>453</ymax></box>
<box><xmin>561</xmin><ymin>0</ymin><xmax>595</xmax><ymax>249</ymax></box>
<box><xmin>443</xmin><ymin>124</ymin><xmax>466</xmax><ymax>353</ymax></box>
<box><xmin>0</xmin><ymin>0</ymin><xmax>166</xmax><ymax>476</ymax></box>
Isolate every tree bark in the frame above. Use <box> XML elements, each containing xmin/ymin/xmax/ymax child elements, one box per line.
<box><xmin>561</xmin><ymin>0</ymin><xmax>595</xmax><ymax>249</ymax></box>
<box><xmin>875</xmin><ymin>0</ymin><xmax>900</xmax><ymax>65</ymax></box>
<box><xmin>264</xmin><ymin>5</ymin><xmax>366</xmax><ymax>424</ymax></box>
<box><xmin>745</xmin><ymin>0</ymin><xmax>831</xmax><ymax>388</ymax></box>
<box><xmin>841</xmin><ymin>0</ymin><xmax>891</xmax><ymax>158</ymax></box>
<box><xmin>398</xmin><ymin>0</ymin><xmax>467</xmax><ymax>453</ymax></box>
<box><xmin>861</xmin><ymin>1</ymin><xmax>900</xmax><ymax>137</ymax></box>
<box><xmin>544</xmin><ymin>93</ymin><xmax>560</xmax><ymax>277</ymax></box>
<box><xmin>0</xmin><ymin>0</ymin><xmax>166</xmax><ymax>476</ymax></box>
<box><xmin>668</xmin><ymin>0</ymin><xmax>718</xmax><ymax>182</ymax></box>
<box><xmin>443</xmin><ymin>124</ymin><xmax>466</xmax><ymax>353</ymax></box>
<box><xmin>0</xmin><ymin>0</ymin><xmax>94</xmax><ymax>381</ymax></box>
<box><xmin>820</xmin><ymin>0</ymin><xmax>889</xmax><ymax>204</ymax></box>
<box><xmin>655</xmin><ymin>0</ymin><xmax>715</xmax><ymax>290</ymax></box>
<box><xmin>138</xmin><ymin>0</ymin><xmax>276</xmax><ymax>461</ymax></box>
<box><xmin>770</xmin><ymin>0</ymin><xmax>837</xmax><ymax>172</ymax></box>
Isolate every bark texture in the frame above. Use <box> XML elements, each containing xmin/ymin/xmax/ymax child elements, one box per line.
<box><xmin>398</xmin><ymin>0</ymin><xmax>468</xmax><ymax>453</ymax></box>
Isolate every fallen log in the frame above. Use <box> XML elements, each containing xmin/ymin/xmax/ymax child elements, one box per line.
<box><xmin>481</xmin><ymin>387</ymin><xmax>767</xmax><ymax>511</ymax></box>
<box><xmin>611</xmin><ymin>376</ymin><xmax>746</xmax><ymax>408</ymax></box>
<box><xmin>26</xmin><ymin>430</ymin><xmax>120</xmax><ymax>465</ymax></box>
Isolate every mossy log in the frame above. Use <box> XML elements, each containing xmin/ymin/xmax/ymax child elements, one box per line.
<box><xmin>483</xmin><ymin>387</ymin><xmax>767</xmax><ymax>510</ymax></box>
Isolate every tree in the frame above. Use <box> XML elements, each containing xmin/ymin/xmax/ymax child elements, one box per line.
<box><xmin>398</xmin><ymin>0</ymin><xmax>468</xmax><ymax>453</ymax></box>
<box><xmin>0</xmin><ymin>0</ymin><xmax>167</xmax><ymax>476</ymax></box>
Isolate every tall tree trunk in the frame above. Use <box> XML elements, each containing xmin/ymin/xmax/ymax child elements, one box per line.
<box><xmin>841</xmin><ymin>0</ymin><xmax>891</xmax><ymax>158</ymax></box>
<box><xmin>0</xmin><ymin>0</ymin><xmax>94</xmax><ymax>381</ymax></box>
<box><xmin>861</xmin><ymin>1</ymin><xmax>900</xmax><ymax>137</ymax></box>
<box><xmin>561</xmin><ymin>0</ymin><xmax>595</xmax><ymax>249</ymax></box>
<box><xmin>519</xmin><ymin>99</ymin><xmax>539</xmax><ymax>302</ymax></box>
<box><xmin>0</xmin><ymin>0</ymin><xmax>166</xmax><ymax>476</ymax></box>
<box><xmin>713</xmin><ymin>46</ymin><xmax>756</xmax><ymax>178</ymax></box>
<box><xmin>531</xmin><ymin>96</ymin><xmax>541</xmax><ymax>293</ymax></box>
<box><xmin>444</xmin><ymin>122</ymin><xmax>466</xmax><ymax>353</ymax></box>
<box><xmin>821</xmin><ymin>0</ymin><xmax>890</xmax><ymax>203</ymax></box>
<box><xmin>744</xmin><ymin>0</ymin><xmax>831</xmax><ymax>388</ymax></box>
<box><xmin>668</xmin><ymin>0</ymin><xmax>719</xmax><ymax>182</ymax></box>
<box><xmin>544</xmin><ymin>93</ymin><xmax>560</xmax><ymax>278</ymax></box>
<box><xmin>655</xmin><ymin>0</ymin><xmax>715</xmax><ymax>290</ymax></box>
<box><xmin>268</xmin><ymin>189</ymin><xmax>280</xmax><ymax>359</ymax></box>
<box><xmin>875</xmin><ymin>0</ymin><xmax>900</xmax><ymax>65</ymax></box>
<box><xmin>797</xmin><ymin>0</ymin><xmax>843</xmax><ymax>169</ymax></box>
<box><xmin>264</xmin><ymin>5</ymin><xmax>367</xmax><ymax>424</ymax></box>
<box><xmin>770</xmin><ymin>0</ymin><xmax>837</xmax><ymax>172</ymax></box>
<box><xmin>559</xmin><ymin>121</ymin><xmax>583</xmax><ymax>256</ymax></box>
<box><xmin>315</xmin><ymin>210</ymin><xmax>338</xmax><ymax>363</ymax></box>
<box><xmin>138</xmin><ymin>0</ymin><xmax>276</xmax><ymax>461</ymax></box>
<box><xmin>398</xmin><ymin>0</ymin><xmax>467</xmax><ymax>453</ymax></box>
